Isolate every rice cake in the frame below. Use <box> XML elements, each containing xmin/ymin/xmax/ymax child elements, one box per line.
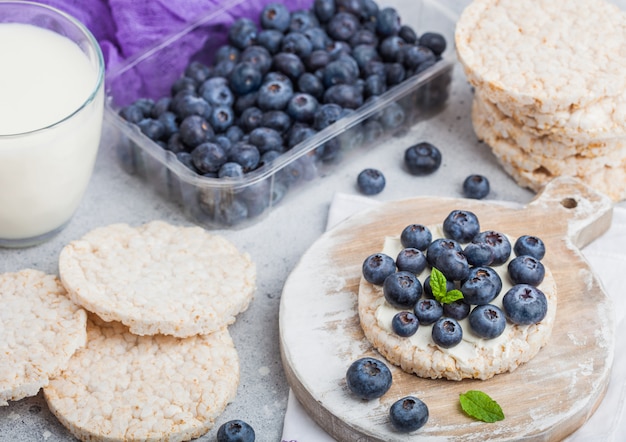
<box><xmin>0</xmin><ymin>269</ymin><xmax>87</xmax><ymax>406</ymax></box>
<box><xmin>44</xmin><ymin>315</ymin><xmax>239</xmax><ymax>442</ymax></box>
<box><xmin>58</xmin><ymin>220</ymin><xmax>256</xmax><ymax>338</ymax></box>
<box><xmin>358</xmin><ymin>229</ymin><xmax>557</xmax><ymax>381</ymax></box>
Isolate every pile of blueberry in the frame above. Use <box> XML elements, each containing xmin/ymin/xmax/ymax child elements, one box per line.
<box><xmin>362</xmin><ymin>209</ymin><xmax>549</xmax><ymax>349</ymax></box>
<box><xmin>117</xmin><ymin>0</ymin><xmax>450</xmax><ymax>226</ymax></box>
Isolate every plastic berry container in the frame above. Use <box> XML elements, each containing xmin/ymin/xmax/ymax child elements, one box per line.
<box><xmin>103</xmin><ymin>0</ymin><xmax>458</xmax><ymax>229</ymax></box>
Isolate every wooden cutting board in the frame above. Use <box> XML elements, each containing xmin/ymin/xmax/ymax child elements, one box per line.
<box><xmin>279</xmin><ymin>176</ymin><xmax>615</xmax><ymax>441</ymax></box>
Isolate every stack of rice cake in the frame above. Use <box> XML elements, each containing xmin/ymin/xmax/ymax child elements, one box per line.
<box><xmin>455</xmin><ymin>0</ymin><xmax>626</xmax><ymax>201</ymax></box>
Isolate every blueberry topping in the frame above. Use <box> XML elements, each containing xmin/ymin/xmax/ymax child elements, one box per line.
<box><xmin>461</xmin><ymin>266</ymin><xmax>502</xmax><ymax>305</ymax></box>
<box><xmin>346</xmin><ymin>357</ymin><xmax>392</xmax><ymax>400</ymax></box>
<box><xmin>514</xmin><ymin>235</ymin><xmax>546</xmax><ymax>260</ymax></box>
<box><xmin>389</xmin><ymin>396</ymin><xmax>429</xmax><ymax>433</ymax></box>
<box><xmin>383</xmin><ymin>271</ymin><xmax>422</xmax><ymax>309</ymax></box>
<box><xmin>431</xmin><ymin>249</ymin><xmax>469</xmax><ymax>282</ymax></box>
<box><xmin>357</xmin><ymin>168</ymin><xmax>386</xmax><ymax>195</ymax></box>
<box><xmin>400</xmin><ymin>224</ymin><xmax>432</xmax><ymax>251</ymax></box>
<box><xmin>426</xmin><ymin>238</ymin><xmax>462</xmax><ymax>267</ymax></box>
<box><xmin>432</xmin><ymin>317</ymin><xmax>463</xmax><ymax>348</ymax></box>
<box><xmin>442</xmin><ymin>299</ymin><xmax>471</xmax><ymax>320</ymax></box>
<box><xmin>462</xmin><ymin>242</ymin><xmax>495</xmax><ymax>266</ymax></box>
<box><xmin>392</xmin><ymin>311</ymin><xmax>419</xmax><ymax>337</ymax></box>
<box><xmin>443</xmin><ymin>210</ymin><xmax>480</xmax><ymax>243</ymax></box>
<box><xmin>362</xmin><ymin>253</ymin><xmax>396</xmax><ymax>285</ymax></box>
<box><xmin>472</xmin><ymin>230</ymin><xmax>512</xmax><ymax>266</ymax></box>
<box><xmin>413</xmin><ymin>298</ymin><xmax>443</xmax><ymax>325</ymax></box>
<box><xmin>508</xmin><ymin>255</ymin><xmax>545</xmax><ymax>286</ymax></box>
<box><xmin>468</xmin><ymin>304</ymin><xmax>506</xmax><ymax>339</ymax></box>
<box><xmin>395</xmin><ymin>248</ymin><xmax>427</xmax><ymax>275</ymax></box>
<box><xmin>502</xmin><ymin>284</ymin><xmax>548</xmax><ymax>325</ymax></box>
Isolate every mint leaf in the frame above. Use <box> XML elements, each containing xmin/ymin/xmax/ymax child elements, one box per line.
<box><xmin>428</xmin><ymin>268</ymin><xmax>464</xmax><ymax>305</ymax></box>
<box><xmin>459</xmin><ymin>390</ymin><xmax>505</xmax><ymax>423</ymax></box>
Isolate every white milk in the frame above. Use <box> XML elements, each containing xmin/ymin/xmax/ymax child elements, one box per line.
<box><xmin>0</xmin><ymin>23</ymin><xmax>104</xmax><ymax>242</ymax></box>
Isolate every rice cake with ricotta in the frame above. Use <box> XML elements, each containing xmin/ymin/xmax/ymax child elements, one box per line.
<box><xmin>58</xmin><ymin>220</ymin><xmax>256</xmax><ymax>338</ymax></box>
<box><xmin>0</xmin><ymin>269</ymin><xmax>87</xmax><ymax>406</ymax></box>
<box><xmin>358</xmin><ymin>227</ymin><xmax>557</xmax><ymax>381</ymax></box>
<box><xmin>44</xmin><ymin>315</ymin><xmax>238</xmax><ymax>442</ymax></box>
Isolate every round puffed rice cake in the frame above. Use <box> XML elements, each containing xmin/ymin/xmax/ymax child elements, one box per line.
<box><xmin>455</xmin><ymin>0</ymin><xmax>626</xmax><ymax>115</ymax></box>
<box><xmin>58</xmin><ymin>220</ymin><xmax>256</xmax><ymax>338</ymax></box>
<box><xmin>44</xmin><ymin>315</ymin><xmax>239</xmax><ymax>442</ymax></box>
<box><xmin>0</xmin><ymin>269</ymin><xmax>87</xmax><ymax>406</ymax></box>
<box><xmin>358</xmin><ymin>232</ymin><xmax>557</xmax><ymax>381</ymax></box>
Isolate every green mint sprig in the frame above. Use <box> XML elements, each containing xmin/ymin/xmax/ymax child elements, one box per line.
<box><xmin>429</xmin><ymin>267</ymin><xmax>463</xmax><ymax>304</ymax></box>
<box><xmin>459</xmin><ymin>390</ymin><xmax>505</xmax><ymax>423</ymax></box>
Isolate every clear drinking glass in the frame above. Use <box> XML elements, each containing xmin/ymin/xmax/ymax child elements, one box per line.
<box><xmin>0</xmin><ymin>1</ymin><xmax>105</xmax><ymax>247</ymax></box>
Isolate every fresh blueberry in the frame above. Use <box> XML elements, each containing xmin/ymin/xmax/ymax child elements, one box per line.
<box><xmin>468</xmin><ymin>304</ymin><xmax>506</xmax><ymax>339</ymax></box>
<box><xmin>297</xmin><ymin>72</ymin><xmax>325</xmax><ymax>100</ymax></box>
<box><xmin>233</xmin><ymin>91</ymin><xmax>260</xmax><ymax>115</ymax></box>
<box><xmin>313</xmin><ymin>0</ymin><xmax>336</xmax><ymax>22</ymax></box>
<box><xmin>215</xmin><ymin>135</ymin><xmax>232</xmax><ymax>152</ymax></box>
<box><xmin>120</xmin><ymin>104</ymin><xmax>145</xmax><ymax>124</ymax></box>
<box><xmin>137</xmin><ymin>118</ymin><xmax>165</xmax><ymax>141</ymax></box>
<box><xmin>257</xmin><ymin>29</ymin><xmax>284</xmax><ymax>54</ymax></box>
<box><xmin>216</xmin><ymin>419</ymin><xmax>255</xmax><ymax>442</ymax></box>
<box><xmin>323</xmin><ymin>84</ymin><xmax>363</xmax><ymax>109</ymax></box>
<box><xmin>472</xmin><ymin>230</ymin><xmax>512</xmax><ymax>266</ymax></box>
<box><xmin>392</xmin><ymin>311</ymin><xmax>419</xmax><ymax>337</ymax></box>
<box><xmin>209</xmin><ymin>106</ymin><xmax>235</xmax><ymax>133</ymax></box>
<box><xmin>364</xmin><ymin>74</ymin><xmax>387</xmax><ymax>97</ymax></box>
<box><xmin>151</xmin><ymin>97</ymin><xmax>172</xmax><ymax>118</ymax></box>
<box><xmin>199</xmin><ymin>77</ymin><xmax>235</xmax><ymax>107</ymax></box>
<box><xmin>166</xmin><ymin>133</ymin><xmax>187</xmax><ymax>154</ymax></box>
<box><xmin>396</xmin><ymin>248</ymin><xmax>427</xmax><ymax>275</ymax></box>
<box><xmin>171</xmin><ymin>76</ymin><xmax>197</xmax><ymax>96</ymax></box>
<box><xmin>389</xmin><ymin>396</ymin><xmax>428</xmax><ymax>433</ymax></box>
<box><xmin>157</xmin><ymin>112</ymin><xmax>178</xmax><ymax>139</ymax></box>
<box><xmin>218</xmin><ymin>162</ymin><xmax>245</xmax><ymax>178</ymax></box>
<box><xmin>305</xmin><ymin>49</ymin><xmax>331</xmax><ymax>71</ymax></box>
<box><xmin>215</xmin><ymin>45</ymin><xmax>241</xmax><ymax>64</ymax></box>
<box><xmin>443</xmin><ymin>210</ymin><xmax>480</xmax><ymax>243</ymax></box>
<box><xmin>443</xmin><ymin>299</ymin><xmax>471</xmax><ymax>320</ymax></box>
<box><xmin>272</xmin><ymin>52</ymin><xmax>306</xmax><ymax>81</ymax></box>
<box><xmin>326</xmin><ymin>12</ymin><xmax>360</xmax><ymax>41</ymax></box>
<box><xmin>228</xmin><ymin>143</ymin><xmax>260</xmax><ymax>172</ymax></box>
<box><xmin>287</xmin><ymin>124</ymin><xmax>317</xmax><ymax>148</ymax></box>
<box><xmin>229</xmin><ymin>62</ymin><xmax>263</xmax><ymax>95</ymax></box>
<box><xmin>398</xmin><ymin>25</ymin><xmax>418</xmax><ymax>44</ymax></box>
<box><xmin>363</xmin><ymin>60</ymin><xmax>387</xmax><ymax>78</ymax></box>
<box><xmin>241</xmin><ymin>45</ymin><xmax>273</xmax><ymax>75</ymax></box>
<box><xmin>191</xmin><ymin>142</ymin><xmax>227</xmax><ymax>174</ymax></box>
<box><xmin>426</xmin><ymin>238</ymin><xmax>462</xmax><ymax>267</ymax></box>
<box><xmin>383</xmin><ymin>271</ymin><xmax>422</xmax><ymax>309</ymax></box>
<box><xmin>238</xmin><ymin>107</ymin><xmax>264</xmax><ymax>133</ymax></box>
<box><xmin>423</xmin><ymin>274</ymin><xmax>455</xmax><ymax>299</ymax></box>
<box><xmin>287</xmin><ymin>93</ymin><xmax>319</xmax><ymax>123</ymax></box>
<box><xmin>303</xmin><ymin>27</ymin><xmax>332</xmax><ymax>51</ymax></box>
<box><xmin>362</xmin><ymin>253</ymin><xmax>396</xmax><ymax>285</ymax></box>
<box><xmin>413</xmin><ymin>298</ymin><xmax>443</xmax><ymax>325</ymax></box>
<box><xmin>260</xmin><ymin>2</ymin><xmax>291</xmax><ymax>32</ymax></box>
<box><xmin>349</xmin><ymin>29</ymin><xmax>379</xmax><ymax>48</ymax></box>
<box><xmin>432</xmin><ymin>249</ymin><xmax>469</xmax><ymax>282</ymax></box>
<box><xmin>132</xmin><ymin>98</ymin><xmax>155</xmax><ymax>116</ymax></box>
<box><xmin>508</xmin><ymin>255</ymin><xmax>545</xmax><ymax>286</ymax></box>
<box><xmin>175</xmin><ymin>151</ymin><xmax>198</xmax><ymax>173</ymax></box>
<box><xmin>248</xmin><ymin>127</ymin><xmax>284</xmax><ymax>153</ymax></box>
<box><xmin>228</xmin><ymin>18</ymin><xmax>258</xmax><ymax>50</ymax></box>
<box><xmin>402</xmin><ymin>45</ymin><xmax>436</xmax><ymax>71</ymax></box>
<box><xmin>502</xmin><ymin>284</ymin><xmax>548</xmax><ymax>325</ymax></box>
<box><xmin>463</xmin><ymin>174</ymin><xmax>490</xmax><ymax>199</ymax></box>
<box><xmin>213</xmin><ymin>59</ymin><xmax>237</xmax><ymax>77</ymax></box>
<box><xmin>171</xmin><ymin>93</ymin><xmax>209</xmax><ymax>121</ymax></box>
<box><xmin>281</xmin><ymin>32</ymin><xmax>313</xmax><ymax>58</ymax></box>
<box><xmin>257</xmin><ymin>77</ymin><xmax>294</xmax><ymax>111</ymax></box>
<box><xmin>379</xmin><ymin>102</ymin><xmax>406</xmax><ymax>129</ymax></box>
<box><xmin>419</xmin><ymin>32</ymin><xmax>447</xmax><ymax>56</ymax></box>
<box><xmin>260</xmin><ymin>110</ymin><xmax>292</xmax><ymax>134</ymax></box>
<box><xmin>514</xmin><ymin>235</ymin><xmax>546</xmax><ymax>260</ymax></box>
<box><xmin>289</xmin><ymin>9</ymin><xmax>320</xmax><ymax>33</ymax></box>
<box><xmin>362</xmin><ymin>119</ymin><xmax>384</xmax><ymax>144</ymax></box>
<box><xmin>323</xmin><ymin>58</ymin><xmax>359</xmax><ymax>88</ymax></box>
<box><xmin>385</xmin><ymin>63</ymin><xmax>406</xmax><ymax>86</ymax></box>
<box><xmin>432</xmin><ymin>317</ymin><xmax>463</xmax><ymax>348</ymax></box>
<box><xmin>400</xmin><ymin>224</ymin><xmax>432</xmax><ymax>251</ymax></box>
<box><xmin>376</xmin><ymin>7</ymin><xmax>401</xmax><ymax>37</ymax></box>
<box><xmin>379</xmin><ymin>36</ymin><xmax>407</xmax><ymax>63</ymax></box>
<box><xmin>184</xmin><ymin>60</ymin><xmax>211</xmax><ymax>84</ymax></box>
<box><xmin>313</xmin><ymin>103</ymin><xmax>344</xmax><ymax>130</ymax></box>
<box><xmin>179</xmin><ymin>115</ymin><xmax>213</xmax><ymax>148</ymax></box>
<box><xmin>325</xmin><ymin>40</ymin><xmax>352</xmax><ymax>60</ymax></box>
<box><xmin>336</xmin><ymin>0</ymin><xmax>363</xmax><ymax>15</ymax></box>
<box><xmin>346</xmin><ymin>357</ymin><xmax>392</xmax><ymax>400</ymax></box>
<box><xmin>461</xmin><ymin>266</ymin><xmax>502</xmax><ymax>305</ymax></box>
<box><xmin>361</xmin><ymin>0</ymin><xmax>380</xmax><ymax>23</ymax></box>
<box><xmin>463</xmin><ymin>242</ymin><xmax>495</xmax><ymax>266</ymax></box>
<box><xmin>404</xmin><ymin>142</ymin><xmax>442</xmax><ymax>176</ymax></box>
<box><xmin>226</xmin><ymin>125</ymin><xmax>245</xmax><ymax>143</ymax></box>
<box><xmin>357</xmin><ymin>168</ymin><xmax>386</xmax><ymax>195</ymax></box>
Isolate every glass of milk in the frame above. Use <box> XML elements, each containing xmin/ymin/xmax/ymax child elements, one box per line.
<box><xmin>0</xmin><ymin>2</ymin><xmax>105</xmax><ymax>247</ymax></box>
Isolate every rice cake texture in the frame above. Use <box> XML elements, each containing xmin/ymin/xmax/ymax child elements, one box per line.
<box><xmin>44</xmin><ymin>315</ymin><xmax>239</xmax><ymax>442</ymax></box>
<box><xmin>58</xmin><ymin>220</ymin><xmax>256</xmax><ymax>338</ymax></box>
<box><xmin>0</xmin><ymin>269</ymin><xmax>87</xmax><ymax>406</ymax></box>
<box><xmin>358</xmin><ymin>231</ymin><xmax>557</xmax><ymax>381</ymax></box>
<box><xmin>455</xmin><ymin>0</ymin><xmax>626</xmax><ymax>115</ymax></box>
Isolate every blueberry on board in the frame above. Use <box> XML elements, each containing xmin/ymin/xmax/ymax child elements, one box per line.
<box><xmin>461</xmin><ymin>266</ymin><xmax>502</xmax><ymax>305</ymax></box>
<box><xmin>216</xmin><ymin>419</ymin><xmax>255</xmax><ymax>442</ymax></box>
<box><xmin>376</xmin><ymin>7</ymin><xmax>402</xmax><ymax>37</ymax></box>
<box><xmin>346</xmin><ymin>357</ymin><xmax>392</xmax><ymax>400</ymax></box>
<box><xmin>392</xmin><ymin>311</ymin><xmax>419</xmax><ymax>337</ymax></box>
<box><xmin>469</xmin><ymin>304</ymin><xmax>506</xmax><ymax>339</ymax></box>
<box><xmin>281</xmin><ymin>32</ymin><xmax>313</xmax><ymax>58</ymax></box>
<box><xmin>289</xmin><ymin>10</ymin><xmax>320</xmax><ymax>33</ymax></box>
<box><xmin>191</xmin><ymin>142</ymin><xmax>228</xmax><ymax>174</ymax></box>
<box><xmin>389</xmin><ymin>396</ymin><xmax>429</xmax><ymax>433</ymax></box>
<box><xmin>362</xmin><ymin>253</ymin><xmax>396</xmax><ymax>285</ymax></box>
<box><xmin>508</xmin><ymin>255</ymin><xmax>545</xmax><ymax>286</ymax></box>
<box><xmin>400</xmin><ymin>224</ymin><xmax>432</xmax><ymax>251</ymax></box>
<box><xmin>199</xmin><ymin>77</ymin><xmax>235</xmax><ymax>108</ymax></box>
<box><xmin>323</xmin><ymin>84</ymin><xmax>363</xmax><ymax>109</ymax></box>
<box><xmin>228</xmin><ymin>18</ymin><xmax>258</xmax><ymax>50</ymax></box>
<box><xmin>257</xmin><ymin>29</ymin><xmax>284</xmax><ymax>55</ymax></box>
<box><xmin>426</xmin><ymin>238</ymin><xmax>462</xmax><ymax>267</ymax></box>
<box><xmin>241</xmin><ymin>45</ymin><xmax>273</xmax><ymax>75</ymax></box>
<box><xmin>326</xmin><ymin>12</ymin><xmax>360</xmax><ymax>41</ymax></box>
<box><xmin>502</xmin><ymin>284</ymin><xmax>548</xmax><ymax>325</ymax></box>
<box><xmin>258</xmin><ymin>76</ymin><xmax>295</xmax><ymax>111</ymax></box>
<box><xmin>260</xmin><ymin>2</ymin><xmax>291</xmax><ymax>32</ymax></box>
<box><xmin>313</xmin><ymin>0</ymin><xmax>336</xmax><ymax>23</ymax></box>
<box><xmin>473</xmin><ymin>230</ymin><xmax>512</xmax><ymax>266</ymax></box>
<box><xmin>419</xmin><ymin>32</ymin><xmax>447</xmax><ymax>56</ymax></box>
<box><xmin>463</xmin><ymin>174</ymin><xmax>490</xmax><ymax>199</ymax></box>
<box><xmin>443</xmin><ymin>210</ymin><xmax>480</xmax><ymax>244</ymax></box>
<box><xmin>209</xmin><ymin>106</ymin><xmax>235</xmax><ymax>133</ymax></box>
<box><xmin>463</xmin><ymin>242</ymin><xmax>495</xmax><ymax>266</ymax></box>
<box><xmin>432</xmin><ymin>317</ymin><xmax>463</xmax><ymax>348</ymax></box>
<box><xmin>357</xmin><ymin>168</ymin><xmax>386</xmax><ymax>195</ymax></box>
<box><xmin>413</xmin><ymin>298</ymin><xmax>443</xmax><ymax>325</ymax></box>
<box><xmin>514</xmin><ymin>235</ymin><xmax>546</xmax><ymax>260</ymax></box>
<box><xmin>396</xmin><ymin>248</ymin><xmax>427</xmax><ymax>275</ymax></box>
<box><xmin>383</xmin><ymin>271</ymin><xmax>422</xmax><ymax>309</ymax></box>
<box><xmin>423</xmin><ymin>274</ymin><xmax>455</xmax><ymax>299</ymax></box>
<box><xmin>137</xmin><ymin>118</ymin><xmax>165</xmax><ymax>141</ymax></box>
<box><xmin>287</xmin><ymin>93</ymin><xmax>319</xmax><ymax>123</ymax></box>
<box><xmin>443</xmin><ymin>299</ymin><xmax>471</xmax><ymax>320</ymax></box>
<box><xmin>404</xmin><ymin>142</ymin><xmax>442</xmax><ymax>176</ymax></box>
<box><xmin>229</xmin><ymin>62</ymin><xmax>263</xmax><ymax>96</ymax></box>
<box><xmin>432</xmin><ymin>249</ymin><xmax>469</xmax><ymax>282</ymax></box>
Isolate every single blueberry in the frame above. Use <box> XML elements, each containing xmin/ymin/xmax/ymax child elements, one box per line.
<box><xmin>463</xmin><ymin>242</ymin><xmax>495</xmax><ymax>267</ymax></box>
<box><xmin>392</xmin><ymin>311</ymin><xmax>419</xmax><ymax>337</ymax></box>
<box><xmin>398</xmin><ymin>25</ymin><xmax>418</xmax><ymax>44</ymax></box>
<box><xmin>473</xmin><ymin>230</ymin><xmax>512</xmax><ymax>266</ymax></box>
<box><xmin>514</xmin><ymin>235</ymin><xmax>546</xmax><ymax>260</ymax></box>
<box><xmin>326</xmin><ymin>12</ymin><xmax>360</xmax><ymax>41</ymax></box>
<box><xmin>463</xmin><ymin>174</ymin><xmax>490</xmax><ymax>199</ymax></box>
<box><xmin>157</xmin><ymin>112</ymin><xmax>178</xmax><ymax>139</ymax></box>
<box><xmin>218</xmin><ymin>162</ymin><xmax>245</xmax><ymax>178</ymax></box>
<box><xmin>432</xmin><ymin>249</ymin><xmax>469</xmax><ymax>282</ymax></box>
<box><xmin>468</xmin><ymin>304</ymin><xmax>506</xmax><ymax>339</ymax></box>
<box><xmin>363</xmin><ymin>119</ymin><xmax>385</xmax><ymax>144</ymax></box>
<box><xmin>379</xmin><ymin>36</ymin><xmax>407</xmax><ymax>63</ymax></box>
<box><xmin>228</xmin><ymin>143</ymin><xmax>260</xmax><ymax>172</ymax></box>
<box><xmin>260</xmin><ymin>2</ymin><xmax>291</xmax><ymax>32</ymax></box>
<box><xmin>306</xmin><ymin>49</ymin><xmax>331</xmax><ymax>71</ymax></box>
<box><xmin>166</xmin><ymin>133</ymin><xmax>187</xmax><ymax>155</ymax></box>
<box><xmin>228</xmin><ymin>18</ymin><xmax>258</xmax><ymax>50</ymax></box>
<box><xmin>323</xmin><ymin>84</ymin><xmax>363</xmax><ymax>109</ymax></box>
<box><xmin>361</xmin><ymin>0</ymin><xmax>380</xmax><ymax>23</ymax></box>
<box><xmin>326</xmin><ymin>40</ymin><xmax>352</xmax><ymax>60</ymax></box>
<box><xmin>313</xmin><ymin>103</ymin><xmax>344</xmax><ymax>130</ymax></box>
<box><xmin>248</xmin><ymin>127</ymin><xmax>284</xmax><ymax>153</ymax></box>
<box><xmin>356</xmin><ymin>168</ymin><xmax>386</xmax><ymax>196</ymax></box>
<box><xmin>137</xmin><ymin>118</ymin><xmax>165</xmax><ymax>141</ymax></box>
<box><xmin>404</xmin><ymin>142</ymin><xmax>442</xmax><ymax>175</ymax></box>
<box><xmin>402</xmin><ymin>45</ymin><xmax>436</xmax><ymax>70</ymax></box>
<box><xmin>229</xmin><ymin>62</ymin><xmax>263</xmax><ymax>95</ymax></box>
<box><xmin>336</xmin><ymin>0</ymin><xmax>363</xmax><ymax>15</ymax></box>
<box><xmin>281</xmin><ymin>32</ymin><xmax>313</xmax><ymax>58</ymax></box>
<box><xmin>213</xmin><ymin>59</ymin><xmax>237</xmax><ymax>77</ymax></box>
<box><xmin>426</xmin><ymin>238</ymin><xmax>462</xmax><ymax>267</ymax></box>
<box><xmin>260</xmin><ymin>110</ymin><xmax>292</xmax><ymax>134</ymax></box>
<box><xmin>289</xmin><ymin>10</ymin><xmax>320</xmax><ymax>33</ymax></box>
<box><xmin>171</xmin><ymin>92</ymin><xmax>209</xmax><ymax>121</ymax></box>
<box><xmin>385</xmin><ymin>63</ymin><xmax>407</xmax><ymax>86</ymax></box>
<box><xmin>257</xmin><ymin>29</ymin><xmax>284</xmax><ymax>55</ymax></box>
<box><xmin>176</xmin><ymin>151</ymin><xmax>198</xmax><ymax>173</ymax></box>
<box><xmin>413</xmin><ymin>298</ymin><xmax>443</xmax><ymax>325</ymax></box>
<box><xmin>313</xmin><ymin>0</ymin><xmax>336</xmax><ymax>23</ymax></box>
<box><xmin>362</xmin><ymin>253</ymin><xmax>396</xmax><ymax>285</ymax></box>
<box><xmin>238</xmin><ymin>107</ymin><xmax>264</xmax><ymax>133</ymax></box>
<box><xmin>389</xmin><ymin>396</ymin><xmax>429</xmax><ymax>433</ymax></box>
<box><xmin>216</xmin><ymin>419</ymin><xmax>255</xmax><ymax>442</ymax></box>
<box><xmin>287</xmin><ymin>93</ymin><xmax>319</xmax><ymax>123</ymax></box>
<box><xmin>179</xmin><ymin>115</ymin><xmax>214</xmax><ymax>148</ymax></box>
<box><xmin>502</xmin><ymin>284</ymin><xmax>548</xmax><ymax>325</ymax></box>
<box><xmin>297</xmin><ymin>72</ymin><xmax>325</xmax><ymax>100</ymax></box>
<box><xmin>272</xmin><ymin>52</ymin><xmax>306</xmax><ymax>81</ymax></box>
<box><xmin>376</xmin><ymin>7</ymin><xmax>401</xmax><ymax>37</ymax></box>
<box><xmin>396</xmin><ymin>248</ymin><xmax>427</xmax><ymax>275</ymax></box>
<box><xmin>184</xmin><ymin>60</ymin><xmax>211</xmax><ymax>84</ymax></box>
<box><xmin>432</xmin><ymin>317</ymin><xmax>463</xmax><ymax>348</ymax></box>
<box><xmin>287</xmin><ymin>124</ymin><xmax>318</xmax><ymax>148</ymax></box>
<box><xmin>199</xmin><ymin>77</ymin><xmax>235</xmax><ymax>107</ymax></box>
<box><xmin>303</xmin><ymin>27</ymin><xmax>332</xmax><ymax>51</ymax></box>
<box><xmin>461</xmin><ymin>266</ymin><xmax>502</xmax><ymax>305</ymax></box>
<box><xmin>241</xmin><ymin>45</ymin><xmax>273</xmax><ymax>75</ymax></box>
<box><xmin>346</xmin><ymin>357</ymin><xmax>392</xmax><ymax>400</ymax></box>
<box><xmin>400</xmin><ymin>224</ymin><xmax>432</xmax><ymax>251</ymax></box>
<box><xmin>151</xmin><ymin>97</ymin><xmax>172</xmax><ymax>118</ymax></box>
<box><xmin>191</xmin><ymin>142</ymin><xmax>227</xmax><ymax>174</ymax></box>
<box><xmin>226</xmin><ymin>125</ymin><xmax>245</xmax><ymax>143</ymax></box>
<box><xmin>419</xmin><ymin>32</ymin><xmax>447</xmax><ymax>56</ymax></box>
<box><xmin>443</xmin><ymin>210</ymin><xmax>480</xmax><ymax>243</ymax></box>
<box><xmin>352</xmin><ymin>45</ymin><xmax>382</xmax><ymax>72</ymax></box>
<box><xmin>383</xmin><ymin>271</ymin><xmax>422</xmax><ymax>309</ymax></box>
<box><xmin>443</xmin><ymin>299</ymin><xmax>471</xmax><ymax>320</ymax></box>
<box><xmin>323</xmin><ymin>59</ymin><xmax>359</xmax><ymax>88</ymax></box>
<box><xmin>379</xmin><ymin>101</ymin><xmax>406</xmax><ymax>129</ymax></box>
<box><xmin>209</xmin><ymin>106</ymin><xmax>235</xmax><ymax>133</ymax></box>
<box><xmin>215</xmin><ymin>45</ymin><xmax>241</xmax><ymax>64</ymax></box>
<box><xmin>508</xmin><ymin>255</ymin><xmax>545</xmax><ymax>286</ymax></box>
<box><xmin>349</xmin><ymin>29</ymin><xmax>379</xmax><ymax>48</ymax></box>
<box><xmin>234</xmin><ymin>91</ymin><xmax>260</xmax><ymax>115</ymax></box>
<box><xmin>119</xmin><ymin>104</ymin><xmax>145</xmax><ymax>124</ymax></box>
<box><xmin>171</xmin><ymin>76</ymin><xmax>197</xmax><ymax>96</ymax></box>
